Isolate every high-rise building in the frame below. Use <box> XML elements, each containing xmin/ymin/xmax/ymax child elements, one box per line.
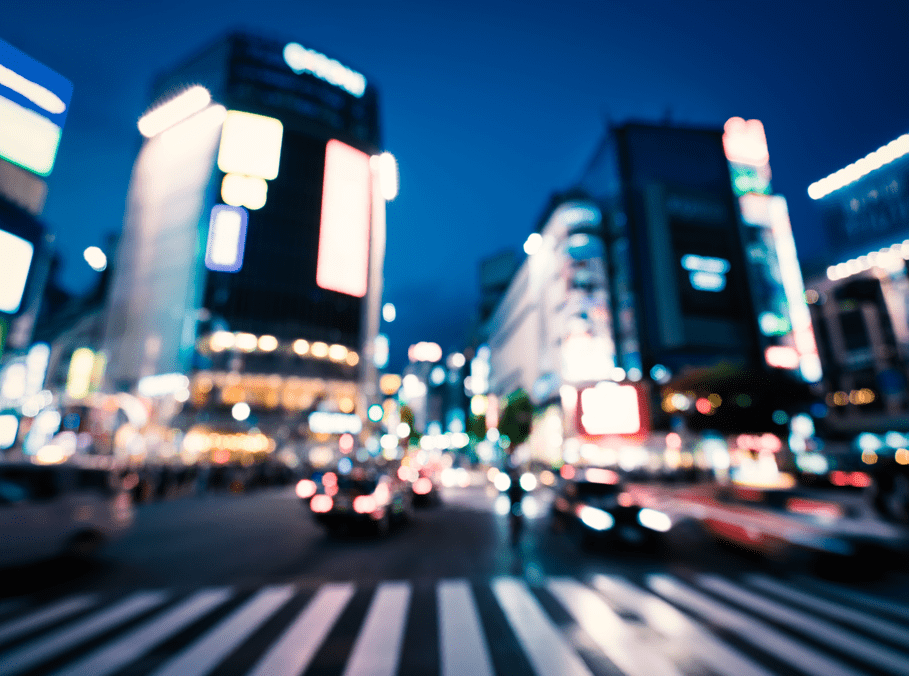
<box><xmin>483</xmin><ymin>121</ymin><xmax>819</xmax><ymax>472</ymax></box>
<box><xmin>101</xmin><ymin>32</ymin><xmax>394</xmax><ymax>444</ymax></box>
<box><xmin>0</xmin><ymin>38</ymin><xmax>71</xmax><ymax>358</ymax></box>
<box><xmin>803</xmin><ymin>131</ymin><xmax>909</xmax><ymax>435</ymax></box>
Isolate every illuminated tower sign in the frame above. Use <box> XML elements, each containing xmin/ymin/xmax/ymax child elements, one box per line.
<box><xmin>723</xmin><ymin>117</ymin><xmax>821</xmax><ymax>383</ymax></box>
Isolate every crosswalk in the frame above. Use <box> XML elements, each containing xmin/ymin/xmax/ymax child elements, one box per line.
<box><xmin>0</xmin><ymin>572</ymin><xmax>907</xmax><ymax>676</ymax></box>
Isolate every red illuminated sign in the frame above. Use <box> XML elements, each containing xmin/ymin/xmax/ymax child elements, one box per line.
<box><xmin>316</xmin><ymin>139</ymin><xmax>371</xmax><ymax>297</ymax></box>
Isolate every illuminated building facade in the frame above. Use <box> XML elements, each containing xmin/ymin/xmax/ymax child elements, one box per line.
<box><xmin>484</xmin><ymin>122</ymin><xmax>819</xmax><ymax>470</ymax></box>
<box><xmin>101</xmin><ymin>33</ymin><xmax>392</xmax><ymax>444</ymax></box>
<box><xmin>0</xmin><ymin>38</ymin><xmax>71</xmax><ymax>358</ymax></box>
<box><xmin>804</xmin><ymin>131</ymin><xmax>909</xmax><ymax>435</ymax></box>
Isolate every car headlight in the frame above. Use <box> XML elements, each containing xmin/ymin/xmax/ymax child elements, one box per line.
<box><xmin>638</xmin><ymin>508</ymin><xmax>672</xmax><ymax>532</ymax></box>
<box><xmin>577</xmin><ymin>505</ymin><xmax>614</xmax><ymax>531</ymax></box>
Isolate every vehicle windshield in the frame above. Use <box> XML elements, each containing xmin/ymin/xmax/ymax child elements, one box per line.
<box><xmin>572</xmin><ymin>482</ymin><xmax>621</xmax><ymax>498</ymax></box>
<box><xmin>335</xmin><ymin>477</ymin><xmax>378</xmax><ymax>494</ymax></box>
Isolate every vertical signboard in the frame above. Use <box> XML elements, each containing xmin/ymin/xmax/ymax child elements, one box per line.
<box><xmin>316</xmin><ymin>139</ymin><xmax>371</xmax><ymax>297</ymax></box>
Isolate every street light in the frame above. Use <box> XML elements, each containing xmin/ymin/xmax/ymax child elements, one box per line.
<box><xmin>83</xmin><ymin>246</ymin><xmax>107</xmax><ymax>271</ymax></box>
<box><xmin>382</xmin><ymin>302</ymin><xmax>396</xmax><ymax>322</ymax></box>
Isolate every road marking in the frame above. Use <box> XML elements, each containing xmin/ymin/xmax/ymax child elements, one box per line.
<box><xmin>343</xmin><ymin>582</ymin><xmax>411</xmax><ymax>676</ymax></box>
<box><xmin>491</xmin><ymin>577</ymin><xmax>594</xmax><ymax>676</ymax></box>
<box><xmin>0</xmin><ymin>595</ymin><xmax>96</xmax><ymax>645</ymax></box>
<box><xmin>51</xmin><ymin>588</ymin><xmax>232</xmax><ymax>676</ymax></box>
<box><xmin>438</xmin><ymin>580</ymin><xmax>494</xmax><ymax>676</ymax></box>
<box><xmin>548</xmin><ymin>576</ymin><xmax>683</xmax><ymax>676</ymax></box>
<box><xmin>0</xmin><ymin>591</ymin><xmax>168</xmax><ymax>676</ymax></box>
<box><xmin>247</xmin><ymin>583</ymin><xmax>354</xmax><ymax>676</ymax></box>
<box><xmin>647</xmin><ymin>574</ymin><xmax>863</xmax><ymax>676</ymax></box>
<box><xmin>699</xmin><ymin>575</ymin><xmax>909</xmax><ymax>675</ymax></box>
<box><xmin>796</xmin><ymin>575</ymin><xmax>909</xmax><ymax>622</ymax></box>
<box><xmin>150</xmin><ymin>586</ymin><xmax>295</xmax><ymax>676</ymax></box>
<box><xmin>746</xmin><ymin>575</ymin><xmax>909</xmax><ymax>646</ymax></box>
<box><xmin>591</xmin><ymin>574</ymin><xmax>774</xmax><ymax>676</ymax></box>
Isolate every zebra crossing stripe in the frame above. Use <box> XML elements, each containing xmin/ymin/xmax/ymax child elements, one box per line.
<box><xmin>796</xmin><ymin>576</ymin><xmax>909</xmax><ymax>622</ymax></box>
<box><xmin>548</xmin><ymin>576</ymin><xmax>684</xmax><ymax>676</ymax></box>
<box><xmin>51</xmin><ymin>588</ymin><xmax>233</xmax><ymax>676</ymax></box>
<box><xmin>247</xmin><ymin>583</ymin><xmax>354</xmax><ymax>676</ymax></box>
<box><xmin>343</xmin><ymin>582</ymin><xmax>412</xmax><ymax>676</ymax></box>
<box><xmin>590</xmin><ymin>575</ymin><xmax>774</xmax><ymax>676</ymax></box>
<box><xmin>438</xmin><ymin>580</ymin><xmax>494</xmax><ymax>676</ymax></box>
<box><xmin>647</xmin><ymin>574</ymin><xmax>864</xmax><ymax>676</ymax></box>
<box><xmin>745</xmin><ymin>575</ymin><xmax>909</xmax><ymax>646</ymax></box>
<box><xmin>0</xmin><ymin>595</ymin><xmax>96</xmax><ymax>646</ymax></box>
<box><xmin>492</xmin><ymin>577</ymin><xmax>595</xmax><ymax>676</ymax></box>
<box><xmin>0</xmin><ymin>591</ymin><xmax>168</xmax><ymax>676</ymax></box>
<box><xmin>150</xmin><ymin>586</ymin><xmax>295</xmax><ymax>676</ymax></box>
<box><xmin>699</xmin><ymin>575</ymin><xmax>909</xmax><ymax>675</ymax></box>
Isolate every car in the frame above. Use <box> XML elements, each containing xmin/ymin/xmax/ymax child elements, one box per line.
<box><xmin>407</xmin><ymin>466</ymin><xmax>442</xmax><ymax>507</ymax></box>
<box><xmin>300</xmin><ymin>468</ymin><xmax>413</xmax><ymax>535</ymax></box>
<box><xmin>638</xmin><ymin>482</ymin><xmax>909</xmax><ymax>571</ymax></box>
<box><xmin>0</xmin><ymin>461</ymin><xmax>135</xmax><ymax>567</ymax></box>
<box><xmin>551</xmin><ymin>467</ymin><xmax>670</xmax><ymax>549</ymax></box>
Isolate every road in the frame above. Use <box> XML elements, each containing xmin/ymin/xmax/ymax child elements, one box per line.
<box><xmin>1</xmin><ymin>481</ymin><xmax>909</xmax><ymax>675</ymax></box>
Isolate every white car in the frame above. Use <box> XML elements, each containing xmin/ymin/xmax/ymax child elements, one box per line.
<box><xmin>0</xmin><ymin>462</ymin><xmax>135</xmax><ymax>567</ymax></box>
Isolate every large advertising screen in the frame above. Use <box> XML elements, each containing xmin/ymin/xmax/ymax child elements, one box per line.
<box><xmin>0</xmin><ymin>39</ymin><xmax>72</xmax><ymax>176</ymax></box>
<box><xmin>0</xmin><ymin>229</ymin><xmax>33</xmax><ymax>314</ymax></box>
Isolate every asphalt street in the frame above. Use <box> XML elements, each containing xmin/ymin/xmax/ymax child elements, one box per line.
<box><xmin>1</xmin><ymin>483</ymin><xmax>908</xmax><ymax>675</ymax></box>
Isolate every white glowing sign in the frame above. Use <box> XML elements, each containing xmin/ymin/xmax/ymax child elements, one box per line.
<box><xmin>205</xmin><ymin>205</ymin><xmax>248</xmax><ymax>272</ymax></box>
<box><xmin>723</xmin><ymin>117</ymin><xmax>769</xmax><ymax>166</ymax></box>
<box><xmin>809</xmin><ymin>133</ymin><xmax>909</xmax><ymax>200</ymax></box>
<box><xmin>681</xmin><ymin>254</ymin><xmax>730</xmax><ymax>292</ymax></box>
<box><xmin>408</xmin><ymin>342</ymin><xmax>443</xmax><ymax>363</ymax></box>
<box><xmin>0</xmin><ymin>229</ymin><xmax>34</xmax><ymax>313</ymax></box>
<box><xmin>217</xmin><ymin>110</ymin><xmax>283</xmax><ymax>180</ymax></box>
<box><xmin>316</xmin><ymin>139</ymin><xmax>371</xmax><ymax>298</ymax></box>
<box><xmin>308</xmin><ymin>411</ymin><xmax>363</xmax><ymax>435</ymax></box>
<box><xmin>138</xmin><ymin>86</ymin><xmax>211</xmax><ymax>138</ymax></box>
<box><xmin>283</xmin><ymin>43</ymin><xmax>366</xmax><ymax>98</ymax></box>
<box><xmin>580</xmin><ymin>383</ymin><xmax>640</xmax><ymax>435</ymax></box>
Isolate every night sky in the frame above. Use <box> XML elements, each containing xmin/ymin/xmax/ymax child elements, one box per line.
<box><xmin>5</xmin><ymin>0</ymin><xmax>908</xmax><ymax>370</ymax></box>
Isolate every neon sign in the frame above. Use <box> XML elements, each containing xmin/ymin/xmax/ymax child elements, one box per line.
<box><xmin>681</xmin><ymin>254</ymin><xmax>730</xmax><ymax>292</ymax></box>
<box><xmin>283</xmin><ymin>43</ymin><xmax>366</xmax><ymax>98</ymax></box>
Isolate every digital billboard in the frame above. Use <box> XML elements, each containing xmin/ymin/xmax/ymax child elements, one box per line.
<box><xmin>0</xmin><ymin>39</ymin><xmax>73</xmax><ymax>176</ymax></box>
<box><xmin>205</xmin><ymin>205</ymin><xmax>248</xmax><ymax>272</ymax></box>
<box><xmin>0</xmin><ymin>229</ymin><xmax>34</xmax><ymax>314</ymax></box>
<box><xmin>317</xmin><ymin>139</ymin><xmax>371</xmax><ymax>298</ymax></box>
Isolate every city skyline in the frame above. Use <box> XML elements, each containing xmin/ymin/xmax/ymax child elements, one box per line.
<box><xmin>4</xmin><ymin>0</ymin><xmax>908</xmax><ymax>369</ymax></box>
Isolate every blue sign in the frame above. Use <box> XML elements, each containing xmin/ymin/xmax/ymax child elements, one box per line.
<box><xmin>0</xmin><ymin>39</ymin><xmax>72</xmax><ymax>128</ymax></box>
<box><xmin>205</xmin><ymin>205</ymin><xmax>248</xmax><ymax>273</ymax></box>
<box><xmin>0</xmin><ymin>39</ymin><xmax>73</xmax><ymax>176</ymax></box>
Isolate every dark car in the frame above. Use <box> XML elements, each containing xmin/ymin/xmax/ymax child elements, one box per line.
<box><xmin>551</xmin><ymin>467</ymin><xmax>671</xmax><ymax>549</ymax></box>
<box><xmin>303</xmin><ymin>468</ymin><xmax>412</xmax><ymax>535</ymax></box>
<box><xmin>409</xmin><ymin>466</ymin><xmax>442</xmax><ymax>507</ymax></box>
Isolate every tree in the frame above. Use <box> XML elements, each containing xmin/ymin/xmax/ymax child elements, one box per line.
<box><xmin>498</xmin><ymin>389</ymin><xmax>532</xmax><ymax>452</ymax></box>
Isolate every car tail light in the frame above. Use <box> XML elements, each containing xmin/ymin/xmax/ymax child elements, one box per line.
<box><xmin>310</xmin><ymin>495</ymin><xmax>333</xmax><ymax>513</ymax></box>
<box><xmin>413</xmin><ymin>477</ymin><xmax>432</xmax><ymax>495</ymax></box>
<box><xmin>373</xmin><ymin>482</ymin><xmax>390</xmax><ymax>506</ymax></box>
<box><xmin>617</xmin><ymin>492</ymin><xmax>634</xmax><ymax>507</ymax></box>
<box><xmin>353</xmin><ymin>495</ymin><xmax>377</xmax><ymax>514</ymax></box>
<box><xmin>786</xmin><ymin>497</ymin><xmax>842</xmax><ymax>519</ymax></box>
<box><xmin>585</xmin><ymin>468</ymin><xmax>619</xmax><ymax>484</ymax></box>
<box><xmin>849</xmin><ymin>471</ymin><xmax>871</xmax><ymax>488</ymax></box>
<box><xmin>296</xmin><ymin>479</ymin><xmax>317</xmax><ymax>499</ymax></box>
